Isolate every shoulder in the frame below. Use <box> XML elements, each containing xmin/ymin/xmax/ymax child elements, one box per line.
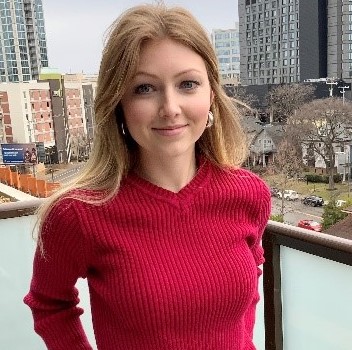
<box><xmin>210</xmin><ymin>164</ymin><xmax>270</xmax><ymax>197</ymax></box>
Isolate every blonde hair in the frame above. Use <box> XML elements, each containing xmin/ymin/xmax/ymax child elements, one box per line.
<box><xmin>35</xmin><ymin>4</ymin><xmax>247</xmax><ymax>243</ymax></box>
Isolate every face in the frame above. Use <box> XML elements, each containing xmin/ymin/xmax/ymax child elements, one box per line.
<box><xmin>120</xmin><ymin>38</ymin><xmax>214</xmax><ymax>163</ymax></box>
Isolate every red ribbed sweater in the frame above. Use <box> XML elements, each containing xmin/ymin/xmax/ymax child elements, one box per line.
<box><xmin>24</xmin><ymin>160</ymin><xmax>271</xmax><ymax>350</ymax></box>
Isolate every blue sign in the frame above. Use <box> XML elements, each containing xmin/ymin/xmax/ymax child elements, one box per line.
<box><xmin>1</xmin><ymin>143</ymin><xmax>37</xmax><ymax>164</ymax></box>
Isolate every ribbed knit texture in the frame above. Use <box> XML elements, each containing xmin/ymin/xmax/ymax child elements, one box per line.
<box><xmin>24</xmin><ymin>159</ymin><xmax>271</xmax><ymax>350</ymax></box>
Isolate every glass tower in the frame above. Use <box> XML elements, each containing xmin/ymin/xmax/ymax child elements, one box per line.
<box><xmin>0</xmin><ymin>0</ymin><xmax>49</xmax><ymax>83</ymax></box>
<box><xmin>211</xmin><ymin>26</ymin><xmax>240</xmax><ymax>82</ymax></box>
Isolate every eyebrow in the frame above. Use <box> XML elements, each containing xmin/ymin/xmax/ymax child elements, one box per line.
<box><xmin>133</xmin><ymin>69</ymin><xmax>203</xmax><ymax>79</ymax></box>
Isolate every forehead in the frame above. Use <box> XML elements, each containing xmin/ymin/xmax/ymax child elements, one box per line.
<box><xmin>136</xmin><ymin>38</ymin><xmax>207</xmax><ymax>72</ymax></box>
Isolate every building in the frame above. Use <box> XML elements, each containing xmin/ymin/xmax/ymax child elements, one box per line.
<box><xmin>0</xmin><ymin>0</ymin><xmax>49</xmax><ymax>83</ymax></box>
<box><xmin>239</xmin><ymin>0</ymin><xmax>327</xmax><ymax>85</ymax></box>
<box><xmin>0</xmin><ymin>81</ymin><xmax>54</xmax><ymax>146</ymax></box>
<box><xmin>211</xmin><ymin>26</ymin><xmax>240</xmax><ymax>84</ymax></box>
<box><xmin>327</xmin><ymin>1</ymin><xmax>352</xmax><ymax>85</ymax></box>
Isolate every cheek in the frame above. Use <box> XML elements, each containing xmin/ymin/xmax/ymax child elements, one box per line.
<box><xmin>188</xmin><ymin>103</ymin><xmax>211</xmax><ymax>124</ymax></box>
<box><xmin>122</xmin><ymin>101</ymin><xmax>154</xmax><ymax>127</ymax></box>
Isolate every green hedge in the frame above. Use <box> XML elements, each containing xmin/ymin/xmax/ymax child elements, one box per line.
<box><xmin>305</xmin><ymin>173</ymin><xmax>342</xmax><ymax>184</ymax></box>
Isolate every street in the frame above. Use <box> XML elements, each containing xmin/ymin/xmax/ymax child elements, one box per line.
<box><xmin>271</xmin><ymin>197</ymin><xmax>323</xmax><ymax>226</ymax></box>
<box><xmin>44</xmin><ymin>162</ymin><xmax>86</xmax><ymax>184</ymax></box>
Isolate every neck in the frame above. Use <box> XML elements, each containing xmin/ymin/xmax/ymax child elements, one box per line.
<box><xmin>135</xmin><ymin>152</ymin><xmax>198</xmax><ymax>193</ymax></box>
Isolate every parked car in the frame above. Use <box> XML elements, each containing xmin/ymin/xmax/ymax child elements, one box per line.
<box><xmin>270</xmin><ymin>187</ymin><xmax>280</xmax><ymax>197</ymax></box>
<box><xmin>277</xmin><ymin>189</ymin><xmax>299</xmax><ymax>201</ymax></box>
<box><xmin>323</xmin><ymin>199</ymin><xmax>347</xmax><ymax>207</ymax></box>
<box><xmin>297</xmin><ymin>219</ymin><xmax>322</xmax><ymax>232</ymax></box>
<box><xmin>301</xmin><ymin>195</ymin><xmax>324</xmax><ymax>207</ymax></box>
<box><xmin>336</xmin><ymin>200</ymin><xmax>347</xmax><ymax>207</ymax></box>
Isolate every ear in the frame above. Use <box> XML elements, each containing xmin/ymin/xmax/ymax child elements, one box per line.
<box><xmin>210</xmin><ymin>90</ymin><xmax>215</xmax><ymax>104</ymax></box>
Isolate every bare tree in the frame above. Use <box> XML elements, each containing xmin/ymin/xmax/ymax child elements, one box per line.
<box><xmin>268</xmin><ymin>139</ymin><xmax>303</xmax><ymax>217</ymax></box>
<box><xmin>267</xmin><ymin>83</ymin><xmax>315</xmax><ymax>123</ymax></box>
<box><xmin>223</xmin><ymin>85</ymin><xmax>259</xmax><ymax>117</ymax></box>
<box><xmin>287</xmin><ymin>97</ymin><xmax>352</xmax><ymax>190</ymax></box>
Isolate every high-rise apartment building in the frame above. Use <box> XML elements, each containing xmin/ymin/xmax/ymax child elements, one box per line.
<box><xmin>239</xmin><ymin>0</ymin><xmax>327</xmax><ymax>85</ymax></box>
<box><xmin>327</xmin><ymin>1</ymin><xmax>352</xmax><ymax>83</ymax></box>
<box><xmin>211</xmin><ymin>26</ymin><xmax>240</xmax><ymax>84</ymax></box>
<box><xmin>0</xmin><ymin>0</ymin><xmax>49</xmax><ymax>83</ymax></box>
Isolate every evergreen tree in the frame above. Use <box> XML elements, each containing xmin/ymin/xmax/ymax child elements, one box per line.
<box><xmin>322</xmin><ymin>200</ymin><xmax>347</xmax><ymax>230</ymax></box>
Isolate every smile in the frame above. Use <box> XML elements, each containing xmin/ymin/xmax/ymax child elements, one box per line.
<box><xmin>152</xmin><ymin>125</ymin><xmax>187</xmax><ymax>136</ymax></box>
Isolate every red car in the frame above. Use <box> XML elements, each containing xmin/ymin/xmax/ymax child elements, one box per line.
<box><xmin>297</xmin><ymin>219</ymin><xmax>322</xmax><ymax>232</ymax></box>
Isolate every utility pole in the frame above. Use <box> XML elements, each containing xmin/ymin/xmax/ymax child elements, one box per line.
<box><xmin>339</xmin><ymin>85</ymin><xmax>349</xmax><ymax>104</ymax></box>
<box><xmin>262</xmin><ymin>138</ymin><xmax>266</xmax><ymax>167</ymax></box>
<box><xmin>326</xmin><ymin>78</ymin><xmax>338</xmax><ymax>97</ymax></box>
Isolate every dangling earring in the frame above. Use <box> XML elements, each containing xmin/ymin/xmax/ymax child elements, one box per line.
<box><xmin>121</xmin><ymin>122</ymin><xmax>126</xmax><ymax>135</ymax></box>
<box><xmin>206</xmin><ymin>111</ymin><xmax>214</xmax><ymax>128</ymax></box>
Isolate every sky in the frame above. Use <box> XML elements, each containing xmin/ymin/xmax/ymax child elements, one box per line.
<box><xmin>42</xmin><ymin>0</ymin><xmax>239</xmax><ymax>74</ymax></box>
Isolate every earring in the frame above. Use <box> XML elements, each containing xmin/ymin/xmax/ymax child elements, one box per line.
<box><xmin>206</xmin><ymin>111</ymin><xmax>214</xmax><ymax>128</ymax></box>
<box><xmin>121</xmin><ymin>122</ymin><xmax>126</xmax><ymax>135</ymax></box>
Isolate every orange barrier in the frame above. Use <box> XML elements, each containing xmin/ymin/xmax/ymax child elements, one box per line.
<box><xmin>19</xmin><ymin>174</ymin><xmax>33</xmax><ymax>193</ymax></box>
<box><xmin>0</xmin><ymin>165</ymin><xmax>61</xmax><ymax>197</ymax></box>
<box><xmin>11</xmin><ymin>171</ymin><xmax>20</xmax><ymax>189</ymax></box>
<box><xmin>36</xmin><ymin>179</ymin><xmax>48</xmax><ymax>198</ymax></box>
<box><xmin>0</xmin><ymin>167</ymin><xmax>11</xmax><ymax>185</ymax></box>
<box><xmin>46</xmin><ymin>182</ymin><xmax>61</xmax><ymax>196</ymax></box>
<box><xmin>27</xmin><ymin>177</ymin><xmax>38</xmax><ymax>197</ymax></box>
<box><xmin>0</xmin><ymin>167</ymin><xmax>8</xmax><ymax>183</ymax></box>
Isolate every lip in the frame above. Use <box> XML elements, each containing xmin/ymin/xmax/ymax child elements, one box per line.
<box><xmin>152</xmin><ymin>124</ymin><xmax>188</xmax><ymax>136</ymax></box>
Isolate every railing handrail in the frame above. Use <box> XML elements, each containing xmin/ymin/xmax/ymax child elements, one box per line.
<box><xmin>266</xmin><ymin>220</ymin><xmax>352</xmax><ymax>255</ymax></box>
<box><xmin>0</xmin><ymin>199</ymin><xmax>44</xmax><ymax>219</ymax></box>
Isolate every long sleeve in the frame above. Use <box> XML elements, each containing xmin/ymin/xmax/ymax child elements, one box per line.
<box><xmin>24</xmin><ymin>199</ymin><xmax>93</xmax><ymax>350</ymax></box>
<box><xmin>243</xmin><ymin>181</ymin><xmax>271</xmax><ymax>342</ymax></box>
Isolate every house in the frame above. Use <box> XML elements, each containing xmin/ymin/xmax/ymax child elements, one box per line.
<box><xmin>248</xmin><ymin>123</ymin><xmax>285</xmax><ymax>167</ymax></box>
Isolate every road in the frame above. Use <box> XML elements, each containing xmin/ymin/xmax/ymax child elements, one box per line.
<box><xmin>271</xmin><ymin>197</ymin><xmax>324</xmax><ymax>226</ymax></box>
<box><xmin>45</xmin><ymin>162</ymin><xmax>86</xmax><ymax>184</ymax></box>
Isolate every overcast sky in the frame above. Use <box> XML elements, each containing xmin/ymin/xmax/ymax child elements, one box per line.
<box><xmin>43</xmin><ymin>0</ymin><xmax>239</xmax><ymax>74</ymax></box>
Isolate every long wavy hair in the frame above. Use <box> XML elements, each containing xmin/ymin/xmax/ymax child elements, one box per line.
<box><xmin>35</xmin><ymin>4</ymin><xmax>247</xmax><ymax>243</ymax></box>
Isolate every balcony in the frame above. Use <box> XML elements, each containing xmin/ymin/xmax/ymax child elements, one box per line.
<box><xmin>1</xmin><ymin>200</ymin><xmax>352</xmax><ymax>350</ymax></box>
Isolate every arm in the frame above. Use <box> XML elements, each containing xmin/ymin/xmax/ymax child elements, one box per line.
<box><xmin>24</xmin><ymin>199</ymin><xmax>93</xmax><ymax>350</ymax></box>
<box><xmin>244</xmin><ymin>182</ymin><xmax>271</xmax><ymax>339</ymax></box>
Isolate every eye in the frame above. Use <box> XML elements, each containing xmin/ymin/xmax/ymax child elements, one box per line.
<box><xmin>180</xmin><ymin>80</ymin><xmax>200</xmax><ymax>90</ymax></box>
<box><xmin>134</xmin><ymin>84</ymin><xmax>154</xmax><ymax>94</ymax></box>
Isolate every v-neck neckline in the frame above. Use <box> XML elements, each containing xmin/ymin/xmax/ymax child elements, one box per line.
<box><xmin>124</xmin><ymin>157</ymin><xmax>211</xmax><ymax>208</ymax></box>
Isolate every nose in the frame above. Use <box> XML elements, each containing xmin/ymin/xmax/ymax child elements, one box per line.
<box><xmin>159</xmin><ymin>88</ymin><xmax>181</xmax><ymax>118</ymax></box>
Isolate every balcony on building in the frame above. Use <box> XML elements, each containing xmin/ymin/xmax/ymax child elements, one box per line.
<box><xmin>1</xmin><ymin>196</ymin><xmax>352</xmax><ymax>350</ymax></box>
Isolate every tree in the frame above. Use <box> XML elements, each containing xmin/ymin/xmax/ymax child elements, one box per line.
<box><xmin>267</xmin><ymin>83</ymin><xmax>315</xmax><ymax>123</ymax></box>
<box><xmin>287</xmin><ymin>97</ymin><xmax>352</xmax><ymax>190</ymax></box>
<box><xmin>268</xmin><ymin>138</ymin><xmax>303</xmax><ymax>217</ymax></box>
<box><xmin>322</xmin><ymin>200</ymin><xmax>347</xmax><ymax>230</ymax></box>
<box><xmin>223</xmin><ymin>85</ymin><xmax>259</xmax><ymax>117</ymax></box>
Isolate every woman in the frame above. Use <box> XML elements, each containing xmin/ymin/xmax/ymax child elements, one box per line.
<box><xmin>24</xmin><ymin>4</ymin><xmax>271</xmax><ymax>350</ymax></box>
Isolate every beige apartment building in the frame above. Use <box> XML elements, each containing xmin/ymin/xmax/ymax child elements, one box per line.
<box><xmin>0</xmin><ymin>71</ymin><xmax>98</xmax><ymax>164</ymax></box>
<box><xmin>0</xmin><ymin>81</ymin><xmax>55</xmax><ymax>146</ymax></box>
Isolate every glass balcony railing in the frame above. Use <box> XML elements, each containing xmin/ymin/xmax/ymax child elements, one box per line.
<box><xmin>1</xmin><ymin>200</ymin><xmax>352</xmax><ymax>350</ymax></box>
<box><xmin>262</xmin><ymin>221</ymin><xmax>352</xmax><ymax>350</ymax></box>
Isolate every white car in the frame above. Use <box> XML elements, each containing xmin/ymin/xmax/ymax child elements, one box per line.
<box><xmin>323</xmin><ymin>200</ymin><xmax>347</xmax><ymax>207</ymax></box>
<box><xmin>336</xmin><ymin>200</ymin><xmax>347</xmax><ymax>207</ymax></box>
<box><xmin>277</xmin><ymin>190</ymin><xmax>299</xmax><ymax>201</ymax></box>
